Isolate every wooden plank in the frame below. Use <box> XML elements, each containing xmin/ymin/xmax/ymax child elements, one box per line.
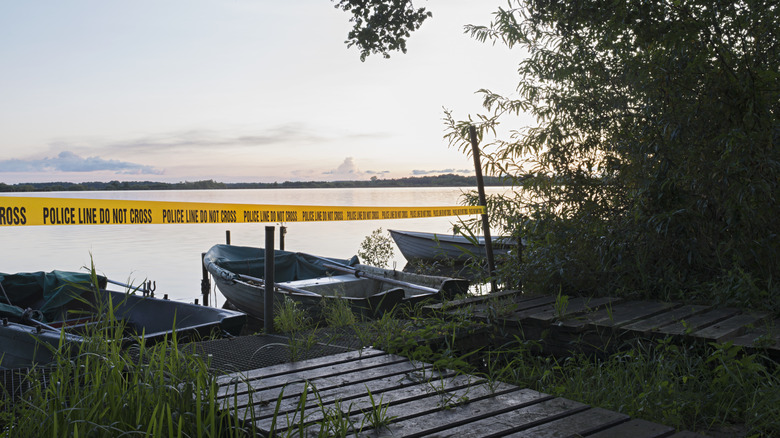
<box><xmin>252</xmin><ymin>371</ymin><xmax>489</xmax><ymax>432</ymax></box>
<box><xmin>587</xmin><ymin>418</ymin><xmax>675</xmax><ymax>438</ymax></box>
<box><xmin>224</xmin><ymin>360</ymin><xmax>438</xmax><ymax>411</ymax></box>
<box><xmin>370</xmin><ymin>392</ymin><xmax>578</xmax><ymax>437</ymax></box>
<box><xmin>216</xmin><ymin>348</ymin><xmax>396</xmax><ymax>385</ymax></box>
<box><xmin>621</xmin><ymin>305</ymin><xmax>710</xmax><ymax>334</ymax></box>
<box><xmin>482</xmin><ymin>295</ymin><xmax>559</xmax><ymax>319</ymax></box>
<box><xmin>502</xmin><ymin>407</ymin><xmax>630</xmax><ymax>437</ymax></box>
<box><xmin>266</xmin><ymin>381</ymin><xmax>535</xmax><ymax>435</ymax></box>
<box><xmin>587</xmin><ymin>301</ymin><xmax>679</xmax><ymax>329</ymax></box>
<box><xmin>559</xmin><ymin>300</ymin><xmax>674</xmax><ymax>331</ymax></box>
<box><xmin>692</xmin><ymin>311</ymin><xmax>770</xmax><ymax>343</ymax></box>
<box><xmin>470</xmin><ymin>297</ymin><xmax>558</xmax><ymax>321</ymax></box>
<box><xmin>667</xmin><ymin>431</ymin><xmax>709</xmax><ymax>437</ymax></box>
<box><xmin>220</xmin><ymin>355</ymin><xmax>419</xmax><ymax>398</ymax></box>
<box><xmin>525</xmin><ymin>296</ymin><xmax>621</xmax><ymax>324</ymax></box>
<box><xmin>730</xmin><ymin>319</ymin><xmax>780</xmax><ymax>350</ymax></box>
<box><xmin>217</xmin><ymin>348</ymin><xmax>387</xmax><ymax>385</ymax></box>
<box><xmin>426</xmin><ymin>289</ymin><xmax>525</xmax><ymax>312</ymax></box>
<box><xmin>656</xmin><ymin>308</ymin><xmax>742</xmax><ymax>337</ymax></box>
<box><xmin>478</xmin><ymin>294</ymin><xmax>559</xmax><ymax>314</ymax></box>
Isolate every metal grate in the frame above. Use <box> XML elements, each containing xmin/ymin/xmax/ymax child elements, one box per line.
<box><xmin>1</xmin><ymin>367</ymin><xmax>53</xmax><ymax>409</ymax></box>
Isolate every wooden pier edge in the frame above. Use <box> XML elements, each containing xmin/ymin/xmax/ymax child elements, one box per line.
<box><xmin>423</xmin><ymin>290</ymin><xmax>779</xmax><ymax>360</ymax></box>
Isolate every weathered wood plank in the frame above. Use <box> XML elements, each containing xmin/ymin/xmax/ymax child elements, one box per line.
<box><xmin>730</xmin><ymin>319</ymin><xmax>780</xmax><ymax>351</ymax></box>
<box><xmin>587</xmin><ymin>418</ymin><xmax>675</xmax><ymax>438</ymax></box>
<box><xmin>217</xmin><ymin>348</ymin><xmax>387</xmax><ymax>385</ymax></box>
<box><xmin>371</xmin><ymin>391</ymin><xmax>574</xmax><ymax>437</ymax></box>
<box><xmin>621</xmin><ymin>305</ymin><xmax>711</xmax><ymax>334</ymax></box>
<box><xmin>265</xmin><ymin>380</ymin><xmax>531</xmax><ymax>435</ymax></box>
<box><xmin>526</xmin><ymin>296</ymin><xmax>621</xmax><ymax>324</ymax></box>
<box><xmin>667</xmin><ymin>431</ymin><xmax>709</xmax><ymax>437</ymax></box>
<box><xmin>502</xmin><ymin>407</ymin><xmax>630</xmax><ymax>437</ymax></box>
<box><xmin>692</xmin><ymin>311</ymin><xmax>770</xmax><ymax>343</ymax></box>
<box><xmin>216</xmin><ymin>349</ymin><xmax>402</xmax><ymax>394</ymax></box>
<box><xmin>479</xmin><ymin>295</ymin><xmax>559</xmax><ymax>320</ymax></box>
<box><xmin>476</xmin><ymin>294</ymin><xmax>558</xmax><ymax>312</ymax></box>
<box><xmin>425</xmin><ymin>289</ymin><xmax>524</xmax><ymax>312</ymax></box>
<box><xmin>559</xmin><ymin>300</ymin><xmax>675</xmax><ymax>331</ymax></box>
<box><xmin>656</xmin><ymin>308</ymin><xmax>742</xmax><ymax>337</ymax></box>
<box><xmin>252</xmin><ymin>371</ymin><xmax>490</xmax><ymax>433</ymax></box>
<box><xmin>588</xmin><ymin>301</ymin><xmax>679</xmax><ymax>329</ymax></box>
<box><xmin>224</xmin><ymin>360</ymin><xmax>437</xmax><ymax>410</ymax></box>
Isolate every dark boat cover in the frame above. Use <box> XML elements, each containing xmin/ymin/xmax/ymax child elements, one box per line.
<box><xmin>0</xmin><ymin>271</ymin><xmax>107</xmax><ymax>322</ymax></box>
<box><xmin>203</xmin><ymin>244</ymin><xmax>358</xmax><ymax>282</ymax></box>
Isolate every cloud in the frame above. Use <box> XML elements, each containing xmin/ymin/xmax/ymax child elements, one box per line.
<box><xmin>322</xmin><ymin>157</ymin><xmax>365</xmax><ymax>180</ymax></box>
<box><xmin>100</xmin><ymin>125</ymin><xmax>391</xmax><ymax>155</ymax></box>
<box><xmin>411</xmin><ymin>168</ymin><xmax>472</xmax><ymax>175</ymax></box>
<box><xmin>0</xmin><ymin>151</ymin><xmax>162</xmax><ymax>175</ymax></box>
<box><xmin>364</xmin><ymin>170</ymin><xmax>390</xmax><ymax>175</ymax></box>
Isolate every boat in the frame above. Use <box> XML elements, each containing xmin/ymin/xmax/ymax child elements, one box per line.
<box><xmin>0</xmin><ymin>270</ymin><xmax>247</xmax><ymax>370</ymax></box>
<box><xmin>388</xmin><ymin>229</ymin><xmax>519</xmax><ymax>262</ymax></box>
<box><xmin>203</xmin><ymin>244</ymin><xmax>470</xmax><ymax>320</ymax></box>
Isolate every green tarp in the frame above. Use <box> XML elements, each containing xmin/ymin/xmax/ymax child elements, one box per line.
<box><xmin>203</xmin><ymin>244</ymin><xmax>358</xmax><ymax>283</ymax></box>
<box><xmin>0</xmin><ymin>271</ymin><xmax>107</xmax><ymax>322</ymax></box>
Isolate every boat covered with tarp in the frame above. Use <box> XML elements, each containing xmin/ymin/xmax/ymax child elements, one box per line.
<box><xmin>0</xmin><ymin>270</ymin><xmax>247</xmax><ymax>370</ymax></box>
<box><xmin>203</xmin><ymin>244</ymin><xmax>470</xmax><ymax>320</ymax></box>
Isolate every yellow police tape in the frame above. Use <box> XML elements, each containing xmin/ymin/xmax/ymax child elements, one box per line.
<box><xmin>0</xmin><ymin>196</ymin><xmax>485</xmax><ymax>226</ymax></box>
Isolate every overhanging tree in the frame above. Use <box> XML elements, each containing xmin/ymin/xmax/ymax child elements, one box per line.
<box><xmin>332</xmin><ymin>0</ymin><xmax>431</xmax><ymax>61</ymax></box>
<box><xmin>443</xmin><ymin>0</ymin><xmax>779</xmax><ymax>309</ymax></box>
<box><xmin>335</xmin><ymin>0</ymin><xmax>779</xmax><ymax>310</ymax></box>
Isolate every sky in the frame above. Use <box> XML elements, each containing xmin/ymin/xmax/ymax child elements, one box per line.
<box><xmin>0</xmin><ymin>1</ymin><xmax>526</xmax><ymax>184</ymax></box>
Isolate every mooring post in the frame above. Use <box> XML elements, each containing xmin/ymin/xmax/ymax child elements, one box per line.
<box><xmin>201</xmin><ymin>252</ymin><xmax>210</xmax><ymax>307</ymax></box>
<box><xmin>280</xmin><ymin>226</ymin><xmax>286</xmax><ymax>251</ymax></box>
<box><xmin>264</xmin><ymin>226</ymin><xmax>275</xmax><ymax>333</ymax></box>
<box><xmin>225</xmin><ymin>230</ymin><xmax>231</xmax><ymax>245</ymax></box>
<box><xmin>469</xmin><ymin>125</ymin><xmax>498</xmax><ymax>292</ymax></box>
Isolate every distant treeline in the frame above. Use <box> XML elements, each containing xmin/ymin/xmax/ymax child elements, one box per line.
<box><xmin>0</xmin><ymin>174</ymin><xmax>510</xmax><ymax>192</ymax></box>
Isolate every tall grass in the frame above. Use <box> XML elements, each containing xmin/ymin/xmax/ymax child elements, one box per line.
<box><xmin>480</xmin><ymin>337</ymin><xmax>780</xmax><ymax>436</ymax></box>
<box><xmin>0</xmin><ymin>273</ymin><xmax>258</xmax><ymax>437</ymax></box>
<box><xmin>269</xmin><ymin>277</ymin><xmax>780</xmax><ymax>436</ymax></box>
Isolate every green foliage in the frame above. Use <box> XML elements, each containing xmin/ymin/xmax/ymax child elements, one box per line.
<box><xmin>0</xmin><ymin>285</ymin><xmax>258</xmax><ymax>437</ymax></box>
<box><xmin>483</xmin><ymin>337</ymin><xmax>779</xmax><ymax>436</ymax></box>
<box><xmin>360</xmin><ymin>387</ymin><xmax>396</xmax><ymax>432</ymax></box>
<box><xmin>274</xmin><ymin>296</ymin><xmax>313</xmax><ymax>333</ymax></box>
<box><xmin>357</xmin><ymin>228</ymin><xmax>395</xmax><ymax>268</ymax></box>
<box><xmin>332</xmin><ymin>0</ymin><xmax>432</xmax><ymax>61</ymax></box>
<box><xmin>553</xmin><ymin>289</ymin><xmax>569</xmax><ymax>320</ymax></box>
<box><xmin>444</xmin><ymin>0</ymin><xmax>780</xmax><ymax>309</ymax></box>
<box><xmin>321</xmin><ymin>295</ymin><xmax>358</xmax><ymax>327</ymax></box>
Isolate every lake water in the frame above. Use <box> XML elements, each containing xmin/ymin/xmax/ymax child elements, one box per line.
<box><xmin>2</xmin><ymin>187</ymin><xmax>509</xmax><ymax>304</ymax></box>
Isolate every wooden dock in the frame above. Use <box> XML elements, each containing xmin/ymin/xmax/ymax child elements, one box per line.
<box><xmin>216</xmin><ymin>348</ymin><xmax>703</xmax><ymax>437</ymax></box>
<box><xmin>426</xmin><ymin>290</ymin><xmax>779</xmax><ymax>359</ymax></box>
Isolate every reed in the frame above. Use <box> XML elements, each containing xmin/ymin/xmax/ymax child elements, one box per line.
<box><xmin>0</xmin><ymin>272</ymin><xmax>259</xmax><ymax>438</ymax></box>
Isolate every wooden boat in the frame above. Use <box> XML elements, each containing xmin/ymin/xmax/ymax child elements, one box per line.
<box><xmin>203</xmin><ymin>244</ymin><xmax>470</xmax><ymax>320</ymax></box>
<box><xmin>0</xmin><ymin>270</ymin><xmax>247</xmax><ymax>370</ymax></box>
<box><xmin>389</xmin><ymin>229</ymin><xmax>519</xmax><ymax>262</ymax></box>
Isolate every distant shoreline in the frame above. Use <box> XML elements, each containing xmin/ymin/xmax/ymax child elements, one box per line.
<box><xmin>0</xmin><ymin>174</ymin><xmax>510</xmax><ymax>192</ymax></box>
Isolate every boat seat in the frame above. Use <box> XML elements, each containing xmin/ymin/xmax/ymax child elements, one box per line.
<box><xmin>280</xmin><ymin>274</ymin><xmax>383</xmax><ymax>298</ymax></box>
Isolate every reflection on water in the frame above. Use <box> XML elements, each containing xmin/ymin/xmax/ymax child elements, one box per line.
<box><xmin>1</xmin><ymin>187</ymin><xmax>510</xmax><ymax>303</ymax></box>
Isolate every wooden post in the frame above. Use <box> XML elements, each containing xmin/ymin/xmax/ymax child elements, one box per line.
<box><xmin>201</xmin><ymin>252</ymin><xmax>210</xmax><ymax>307</ymax></box>
<box><xmin>264</xmin><ymin>226</ymin><xmax>275</xmax><ymax>333</ymax></box>
<box><xmin>225</xmin><ymin>230</ymin><xmax>231</xmax><ymax>245</ymax></box>
<box><xmin>469</xmin><ymin>125</ymin><xmax>498</xmax><ymax>292</ymax></box>
<box><xmin>280</xmin><ymin>226</ymin><xmax>287</xmax><ymax>251</ymax></box>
